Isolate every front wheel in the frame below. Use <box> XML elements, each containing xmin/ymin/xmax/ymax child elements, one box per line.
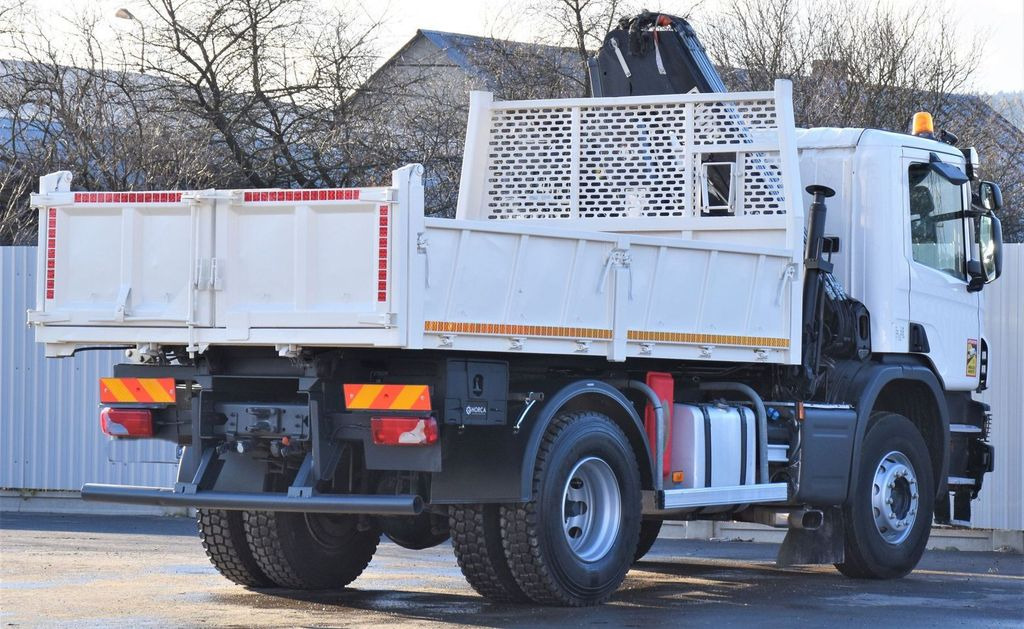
<box><xmin>634</xmin><ymin>519</ymin><xmax>663</xmax><ymax>562</ymax></box>
<box><xmin>501</xmin><ymin>411</ymin><xmax>642</xmax><ymax>606</ymax></box>
<box><xmin>836</xmin><ymin>413</ymin><xmax>934</xmax><ymax>579</ymax></box>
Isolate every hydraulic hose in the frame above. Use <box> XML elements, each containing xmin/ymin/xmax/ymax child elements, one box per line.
<box><xmin>698</xmin><ymin>382</ymin><xmax>769</xmax><ymax>485</ymax></box>
<box><xmin>627</xmin><ymin>380</ymin><xmax>665</xmax><ymax>491</ymax></box>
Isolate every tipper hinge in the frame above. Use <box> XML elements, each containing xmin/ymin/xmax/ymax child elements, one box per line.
<box><xmin>196</xmin><ymin>258</ymin><xmax>222</xmax><ymax>290</ymax></box>
<box><xmin>598</xmin><ymin>247</ymin><xmax>632</xmax><ymax>294</ymax></box>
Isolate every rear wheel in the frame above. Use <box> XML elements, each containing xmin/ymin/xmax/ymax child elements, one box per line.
<box><xmin>197</xmin><ymin>509</ymin><xmax>272</xmax><ymax>587</ymax></box>
<box><xmin>243</xmin><ymin>510</ymin><xmax>380</xmax><ymax>590</ymax></box>
<box><xmin>836</xmin><ymin>413</ymin><xmax>934</xmax><ymax>579</ymax></box>
<box><xmin>449</xmin><ymin>504</ymin><xmax>528</xmax><ymax>602</ymax></box>
<box><xmin>501</xmin><ymin>411</ymin><xmax>642</xmax><ymax>606</ymax></box>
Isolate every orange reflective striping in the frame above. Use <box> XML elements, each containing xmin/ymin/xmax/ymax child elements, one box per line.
<box><xmin>128</xmin><ymin>379</ymin><xmax>156</xmax><ymax>403</ymax></box>
<box><xmin>344</xmin><ymin>384</ymin><xmax>431</xmax><ymax>411</ymax></box>
<box><xmin>392</xmin><ymin>385</ymin><xmax>430</xmax><ymax>411</ymax></box>
<box><xmin>423</xmin><ymin>320</ymin><xmax>612</xmax><ymax>340</ymax></box>
<box><xmin>100</xmin><ymin>378</ymin><xmax>176</xmax><ymax>404</ymax></box>
<box><xmin>626</xmin><ymin>330</ymin><xmax>790</xmax><ymax>348</ymax></box>
<box><xmin>346</xmin><ymin>384</ymin><xmax>383</xmax><ymax>409</ymax></box>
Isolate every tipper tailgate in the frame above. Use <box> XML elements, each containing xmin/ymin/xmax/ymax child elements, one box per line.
<box><xmin>28</xmin><ymin>166</ymin><xmax>423</xmax><ymax>355</ymax></box>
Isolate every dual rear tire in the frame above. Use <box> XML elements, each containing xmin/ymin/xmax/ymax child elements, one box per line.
<box><xmin>451</xmin><ymin>411</ymin><xmax>643</xmax><ymax>606</ymax></box>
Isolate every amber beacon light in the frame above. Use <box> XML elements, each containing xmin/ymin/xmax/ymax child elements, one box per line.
<box><xmin>911</xmin><ymin>111</ymin><xmax>934</xmax><ymax>138</ymax></box>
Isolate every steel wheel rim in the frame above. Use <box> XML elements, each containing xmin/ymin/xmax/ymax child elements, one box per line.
<box><xmin>303</xmin><ymin>513</ymin><xmax>354</xmax><ymax>550</ymax></box>
<box><xmin>870</xmin><ymin>450</ymin><xmax>920</xmax><ymax>545</ymax></box>
<box><xmin>561</xmin><ymin>456</ymin><xmax>621</xmax><ymax>562</ymax></box>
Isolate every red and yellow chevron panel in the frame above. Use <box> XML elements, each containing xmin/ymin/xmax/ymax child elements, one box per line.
<box><xmin>344</xmin><ymin>384</ymin><xmax>431</xmax><ymax>411</ymax></box>
<box><xmin>100</xmin><ymin>378</ymin><xmax>176</xmax><ymax>404</ymax></box>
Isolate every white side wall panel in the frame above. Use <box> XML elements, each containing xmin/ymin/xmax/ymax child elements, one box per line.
<box><xmin>974</xmin><ymin>243</ymin><xmax>1024</xmax><ymax>531</ymax></box>
<box><xmin>1</xmin><ymin>246</ymin><xmax>177</xmax><ymax>492</ymax></box>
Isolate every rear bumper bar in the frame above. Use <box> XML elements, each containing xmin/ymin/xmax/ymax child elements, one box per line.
<box><xmin>81</xmin><ymin>483</ymin><xmax>423</xmax><ymax>515</ymax></box>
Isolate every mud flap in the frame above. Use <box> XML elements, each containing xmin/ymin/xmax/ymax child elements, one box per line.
<box><xmin>776</xmin><ymin>507</ymin><xmax>845</xmax><ymax>567</ymax></box>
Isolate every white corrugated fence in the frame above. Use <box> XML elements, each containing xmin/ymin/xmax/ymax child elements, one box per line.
<box><xmin>1</xmin><ymin>246</ymin><xmax>178</xmax><ymax>494</ymax></box>
<box><xmin>974</xmin><ymin>243</ymin><xmax>1024</xmax><ymax>530</ymax></box>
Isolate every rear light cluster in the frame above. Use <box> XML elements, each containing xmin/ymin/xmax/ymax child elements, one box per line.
<box><xmin>100</xmin><ymin>407</ymin><xmax>154</xmax><ymax>438</ymax></box>
<box><xmin>97</xmin><ymin>378</ymin><xmax>176</xmax><ymax>438</ymax></box>
<box><xmin>45</xmin><ymin>208</ymin><xmax>56</xmax><ymax>299</ymax></box>
<box><xmin>377</xmin><ymin>204</ymin><xmax>389</xmax><ymax>302</ymax></box>
<box><xmin>371</xmin><ymin>416</ymin><xmax>438</xmax><ymax>446</ymax></box>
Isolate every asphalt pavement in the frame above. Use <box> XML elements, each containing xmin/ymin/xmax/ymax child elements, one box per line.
<box><xmin>1</xmin><ymin>512</ymin><xmax>1021</xmax><ymax>628</ymax></box>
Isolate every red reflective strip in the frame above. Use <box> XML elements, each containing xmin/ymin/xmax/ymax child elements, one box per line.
<box><xmin>74</xmin><ymin>191</ymin><xmax>182</xmax><ymax>203</ymax></box>
<box><xmin>45</xmin><ymin>208</ymin><xmax>57</xmax><ymax>300</ymax></box>
<box><xmin>240</xmin><ymin>189</ymin><xmax>362</xmax><ymax>202</ymax></box>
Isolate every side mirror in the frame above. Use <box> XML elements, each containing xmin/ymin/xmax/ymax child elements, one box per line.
<box><xmin>979</xmin><ymin>181</ymin><xmax>1003</xmax><ymax>211</ymax></box>
<box><xmin>969</xmin><ymin>213</ymin><xmax>1003</xmax><ymax>291</ymax></box>
<box><xmin>980</xmin><ymin>213</ymin><xmax>1002</xmax><ymax>283</ymax></box>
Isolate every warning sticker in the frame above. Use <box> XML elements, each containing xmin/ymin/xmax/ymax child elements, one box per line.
<box><xmin>966</xmin><ymin>339</ymin><xmax>979</xmax><ymax>377</ymax></box>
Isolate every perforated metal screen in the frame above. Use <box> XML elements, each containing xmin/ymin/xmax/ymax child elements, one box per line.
<box><xmin>479</xmin><ymin>96</ymin><xmax>788</xmax><ymax>220</ymax></box>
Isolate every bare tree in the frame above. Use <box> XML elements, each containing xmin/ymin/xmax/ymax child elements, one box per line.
<box><xmin>135</xmin><ymin>0</ymin><xmax>382</xmax><ymax>189</ymax></box>
<box><xmin>0</xmin><ymin>6</ymin><xmax>229</xmax><ymax>244</ymax></box>
<box><xmin>703</xmin><ymin>0</ymin><xmax>982</xmax><ymax>129</ymax></box>
<box><xmin>522</xmin><ymin>0</ymin><xmax>636</xmax><ymax>95</ymax></box>
<box><xmin>700</xmin><ymin>0</ymin><xmax>1021</xmax><ymax>240</ymax></box>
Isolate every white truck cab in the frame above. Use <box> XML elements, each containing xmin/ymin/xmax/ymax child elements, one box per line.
<box><xmin>796</xmin><ymin>128</ymin><xmax>1001</xmax><ymax>392</ymax></box>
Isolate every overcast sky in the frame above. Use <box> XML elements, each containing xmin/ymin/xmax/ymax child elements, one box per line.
<box><xmin>27</xmin><ymin>0</ymin><xmax>1024</xmax><ymax>95</ymax></box>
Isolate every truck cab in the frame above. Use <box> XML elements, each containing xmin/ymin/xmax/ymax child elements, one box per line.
<box><xmin>796</xmin><ymin>127</ymin><xmax>1002</xmax><ymax>390</ymax></box>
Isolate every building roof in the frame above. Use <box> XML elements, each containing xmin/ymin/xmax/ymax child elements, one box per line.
<box><xmin>361</xmin><ymin>29</ymin><xmax>585</xmax><ymax>95</ymax></box>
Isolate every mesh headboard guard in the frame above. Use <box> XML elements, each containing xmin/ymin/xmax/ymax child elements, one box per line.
<box><xmin>456</xmin><ymin>80</ymin><xmax>803</xmax><ymax>233</ymax></box>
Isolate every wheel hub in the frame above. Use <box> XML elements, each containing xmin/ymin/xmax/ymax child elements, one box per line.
<box><xmin>870</xmin><ymin>451</ymin><xmax>920</xmax><ymax>545</ymax></box>
<box><xmin>303</xmin><ymin>512</ymin><xmax>356</xmax><ymax>550</ymax></box>
<box><xmin>561</xmin><ymin>456</ymin><xmax>621</xmax><ymax>562</ymax></box>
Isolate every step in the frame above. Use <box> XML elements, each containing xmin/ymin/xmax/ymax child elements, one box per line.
<box><xmin>651</xmin><ymin>483</ymin><xmax>789</xmax><ymax>511</ymax></box>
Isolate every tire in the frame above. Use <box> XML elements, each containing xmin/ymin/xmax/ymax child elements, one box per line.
<box><xmin>197</xmin><ymin>509</ymin><xmax>272</xmax><ymax>587</ymax></box>
<box><xmin>836</xmin><ymin>412</ymin><xmax>934</xmax><ymax>579</ymax></box>
<box><xmin>383</xmin><ymin>511</ymin><xmax>451</xmax><ymax>550</ymax></box>
<box><xmin>449</xmin><ymin>504</ymin><xmax>529</xmax><ymax>602</ymax></box>
<box><xmin>501</xmin><ymin>411</ymin><xmax>642</xmax><ymax>606</ymax></box>
<box><xmin>243</xmin><ymin>510</ymin><xmax>380</xmax><ymax>590</ymax></box>
<box><xmin>634</xmin><ymin>519</ymin><xmax>663</xmax><ymax>562</ymax></box>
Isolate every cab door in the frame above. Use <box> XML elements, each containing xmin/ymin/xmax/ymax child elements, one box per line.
<box><xmin>903</xmin><ymin>148</ymin><xmax>980</xmax><ymax>391</ymax></box>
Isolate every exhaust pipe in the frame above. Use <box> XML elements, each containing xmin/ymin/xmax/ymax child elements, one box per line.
<box><xmin>788</xmin><ymin>508</ymin><xmax>824</xmax><ymax>530</ymax></box>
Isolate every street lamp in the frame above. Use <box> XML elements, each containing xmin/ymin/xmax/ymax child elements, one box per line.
<box><xmin>115</xmin><ymin>8</ymin><xmax>146</xmax><ymax>74</ymax></box>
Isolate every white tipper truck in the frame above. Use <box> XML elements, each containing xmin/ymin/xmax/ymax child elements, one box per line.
<box><xmin>27</xmin><ymin>16</ymin><xmax>1005</xmax><ymax>607</ymax></box>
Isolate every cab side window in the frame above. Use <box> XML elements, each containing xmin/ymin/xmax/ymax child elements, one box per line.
<box><xmin>908</xmin><ymin>163</ymin><xmax>966</xmax><ymax>279</ymax></box>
